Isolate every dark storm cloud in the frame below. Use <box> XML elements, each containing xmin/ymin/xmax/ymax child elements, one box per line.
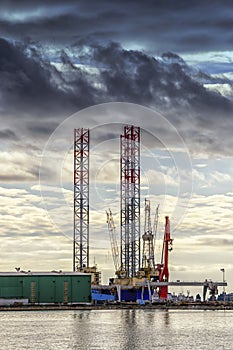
<box><xmin>0</xmin><ymin>38</ymin><xmax>69</xmax><ymax>117</ymax></box>
<box><xmin>87</xmin><ymin>42</ymin><xmax>232</xmax><ymax>118</ymax></box>
<box><xmin>0</xmin><ymin>37</ymin><xmax>233</xmax><ymax>158</ymax></box>
<box><xmin>0</xmin><ymin>0</ymin><xmax>232</xmax><ymax>53</ymax></box>
<box><xmin>1</xmin><ymin>37</ymin><xmax>231</xmax><ymax>118</ymax></box>
<box><xmin>0</xmin><ymin>129</ymin><xmax>18</xmax><ymax>140</ymax></box>
<box><xmin>27</xmin><ymin>122</ymin><xmax>59</xmax><ymax>137</ymax></box>
<box><xmin>0</xmin><ymin>37</ymin><xmax>99</xmax><ymax>118</ymax></box>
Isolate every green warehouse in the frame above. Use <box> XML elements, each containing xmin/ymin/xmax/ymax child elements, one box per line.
<box><xmin>0</xmin><ymin>272</ymin><xmax>91</xmax><ymax>305</ymax></box>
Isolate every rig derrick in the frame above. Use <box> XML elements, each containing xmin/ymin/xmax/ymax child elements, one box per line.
<box><xmin>73</xmin><ymin>128</ymin><xmax>101</xmax><ymax>285</ymax></box>
<box><xmin>120</xmin><ymin>126</ymin><xmax>141</xmax><ymax>279</ymax></box>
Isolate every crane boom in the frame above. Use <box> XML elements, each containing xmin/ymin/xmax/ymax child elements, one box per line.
<box><xmin>153</xmin><ymin>204</ymin><xmax>159</xmax><ymax>240</ymax></box>
<box><xmin>106</xmin><ymin>209</ymin><xmax>120</xmax><ymax>272</ymax></box>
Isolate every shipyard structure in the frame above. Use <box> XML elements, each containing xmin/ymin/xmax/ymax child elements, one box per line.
<box><xmin>73</xmin><ymin>125</ymin><xmax>227</xmax><ymax>303</ymax></box>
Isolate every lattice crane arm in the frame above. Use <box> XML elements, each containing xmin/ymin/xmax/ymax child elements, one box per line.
<box><xmin>153</xmin><ymin>204</ymin><xmax>160</xmax><ymax>239</ymax></box>
<box><xmin>106</xmin><ymin>209</ymin><xmax>120</xmax><ymax>272</ymax></box>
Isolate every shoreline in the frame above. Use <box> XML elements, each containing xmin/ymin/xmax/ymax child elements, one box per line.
<box><xmin>0</xmin><ymin>302</ymin><xmax>233</xmax><ymax>311</ymax></box>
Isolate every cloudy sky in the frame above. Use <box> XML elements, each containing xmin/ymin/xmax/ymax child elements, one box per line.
<box><xmin>0</xmin><ymin>0</ymin><xmax>232</xmax><ymax>293</ymax></box>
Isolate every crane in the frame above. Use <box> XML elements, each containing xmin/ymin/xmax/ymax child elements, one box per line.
<box><xmin>157</xmin><ymin>216</ymin><xmax>173</xmax><ymax>299</ymax></box>
<box><xmin>153</xmin><ymin>204</ymin><xmax>159</xmax><ymax>242</ymax></box>
<box><xmin>106</xmin><ymin>209</ymin><xmax>126</xmax><ymax>278</ymax></box>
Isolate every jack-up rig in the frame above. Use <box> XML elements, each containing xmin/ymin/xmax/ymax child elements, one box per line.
<box><xmin>73</xmin><ymin>126</ymin><xmax>227</xmax><ymax>302</ymax></box>
<box><xmin>107</xmin><ymin>125</ymin><xmax>174</xmax><ymax>300</ymax></box>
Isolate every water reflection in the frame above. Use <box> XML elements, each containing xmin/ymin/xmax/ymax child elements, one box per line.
<box><xmin>121</xmin><ymin>310</ymin><xmax>137</xmax><ymax>350</ymax></box>
<box><xmin>71</xmin><ymin>311</ymin><xmax>95</xmax><ymax>350</ymax></box>
<box><xmin>163</xmin><ymin>310</ymin><xmax>170</xmax><ymax>326</ymax></box>
<box><xmin>1</xmin><ymin>310</ymin><xmax>231</xmax><ymax>350</ymax></box>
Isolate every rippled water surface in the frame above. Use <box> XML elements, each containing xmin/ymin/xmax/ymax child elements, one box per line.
<box><xmin>0</xmin><ymin>309</ymin><xmax>232</xmax><ymax>349</ymax></box>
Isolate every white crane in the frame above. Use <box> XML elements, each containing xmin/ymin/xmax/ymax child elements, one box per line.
<box><xmin>106</xmin><ymin>209</ymin><xmax>126</xmax><ymax>278</ymax></box>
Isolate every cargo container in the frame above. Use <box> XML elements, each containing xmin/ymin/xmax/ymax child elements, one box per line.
<box><xmin>0</xmin><ymin>272</ymin><xmax>91</xmax><ymax>305</ymax></box>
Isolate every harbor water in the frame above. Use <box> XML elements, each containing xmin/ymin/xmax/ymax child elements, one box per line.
<box><xmin>0</xmin><ymin>309</ymin><xmax>232</xmax><ymax>349</ymax></box>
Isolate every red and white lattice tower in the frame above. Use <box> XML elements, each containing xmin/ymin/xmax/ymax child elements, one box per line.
<box><xmin>73</xmin><ymin>128</ymin><xmax>90</xmax><ymax>271</ymax></box>
<box><xmin>120</xmin><ymin>126</ymin><xmax>140</xmax><ymax>278</ymax></box>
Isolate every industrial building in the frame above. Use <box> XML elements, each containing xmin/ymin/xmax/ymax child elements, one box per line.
<box><xmin>0</xmin><ymin>272</ymin><xmax>91</xmax><ymax>305</ymax></box>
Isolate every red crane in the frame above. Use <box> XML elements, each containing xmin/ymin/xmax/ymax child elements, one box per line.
<box><xmin>157</xmin><ymin>216</ymin><xmax>173</xmax><ymax>299</ymax></box>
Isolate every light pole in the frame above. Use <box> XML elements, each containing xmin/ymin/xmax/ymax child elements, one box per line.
<box><xmin>220</xmin><ymin>268</ymin><xmax>225</xmax><ymax>299</ymax></box>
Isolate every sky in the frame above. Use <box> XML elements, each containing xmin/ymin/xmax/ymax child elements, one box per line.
<box><xmin>0</xmin><ymin>0</ymin><xmax>233</xmax><ymax>295</ymax></box>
